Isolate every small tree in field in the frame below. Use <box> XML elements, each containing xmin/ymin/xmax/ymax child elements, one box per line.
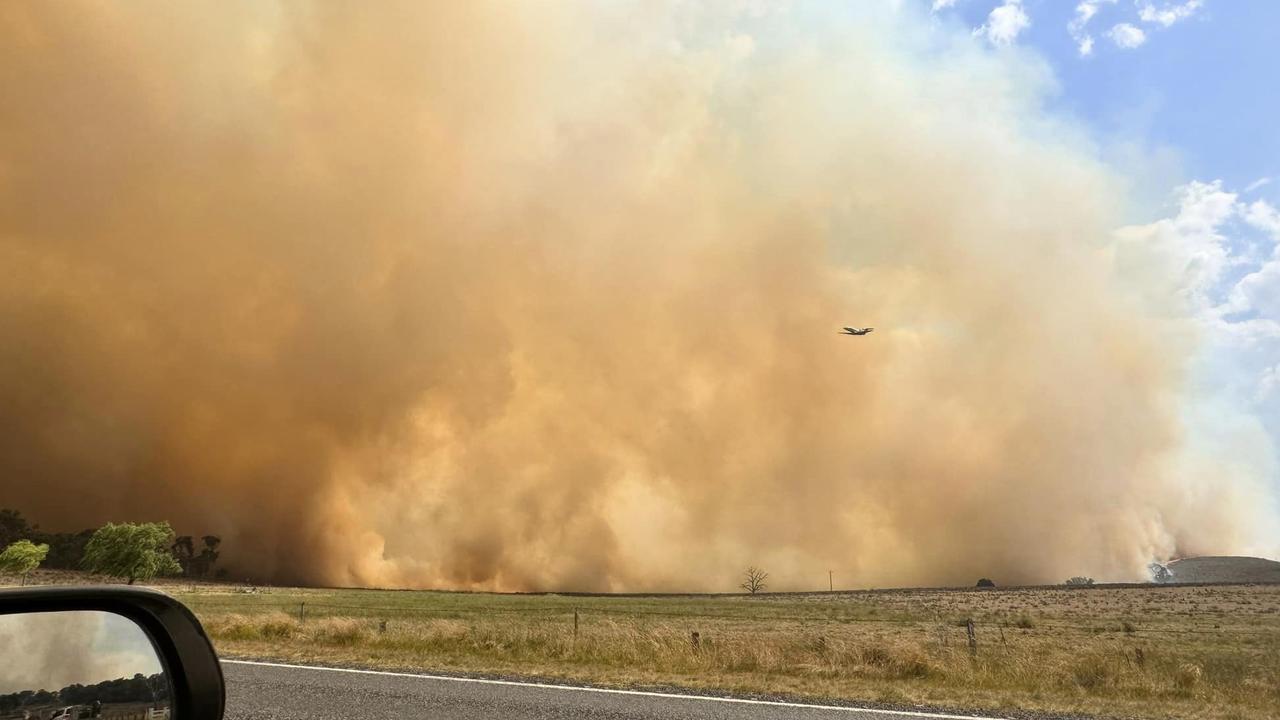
<box><xmin>1065</xmin><ymin>576</ymin><xmax>1095</xmax><ymax>586</ymax></box>
<box><xmin>82</xmin><ymin>522</ymin><xmax>182</xmax><ymax>585</ymax></box>
<box><xmin>0</xmin><ymin>539</ymin><xmax>49</xmax><ymax>585</ymax></box>
<box><xmin>740</xmin><ymin>566</ymin><xmax>769</xmax><ymax>594</ymax></box>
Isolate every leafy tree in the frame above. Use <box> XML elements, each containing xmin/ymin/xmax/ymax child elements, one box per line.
<box><xmin>3</xmin><ymin>672</ymin><xmax>166</xmax><ymax>712</ymax></box>
<box><xmin>171</xmin><ymin>534</ymin><xmax>221</xmax><ymax>577</ymax></box>
<box><xmin>0</xmin><ymin>539</ymin><xmax>49</xmax><ymax>585</ymax></box>
<box><xmin>200</xmin><ymin>535</ymin><xmax>221</xmax><ymax>561</ymax></box>
<box><xmin>171</xmin><ymin>535</ymin><xmax>196</xmax><ymax>575</ymax></box>
<box><xmin>82</xmin><ymin>522</ymin><xmax>182</xmax><ymax>584</ymax></box>
<box><xmin>976</xmin><ymin>578</ymin><xmax>996</xmax><ymax>588</ymax></box>
<box><xmin>0</xmin><ymin>508</ymin><xmax>35</xmax><ymax>548</ymax></box>
<box><xmin>1065</xmin><ymin>576</ymin><xmax>1095</xmax><ymax>586</ymax></box>
<box><xmin>192</xmin><ymin>535</ymin><xmax>221</xmax><ymax>577</ymax></box>
<box><xmin>740</xmin><ymin>566</ymin><xmax>769</xmax><ymax>594</ymax></box>
<box><xmin>37</xmin><ymin>527</ymin><xmax>95</xmax><ymax>569</ymax></box>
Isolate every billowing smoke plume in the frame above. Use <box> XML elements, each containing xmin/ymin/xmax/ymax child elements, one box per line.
<box><xmin>0</xmin><ymin>612</ymin><xmax>162</xmax><ymax>693</ymax></box>
<box><xmin>1</xmin><ymin>2</ymin><xmax>1274</xmax><ymax>590</ymax></box>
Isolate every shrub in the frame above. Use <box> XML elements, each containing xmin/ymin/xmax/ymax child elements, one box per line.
<box><xmin>310</xmin><ymin>617</ymin><xmax>367</xmax><ymax>645</ymax></box>
<box><xmin>1174</xmin><ymin>663</ymin><xmax>1202</xmax><ymax>691</ymax></box>
<box><xmin>862</xmin><ymin>646</ymin><xmax>893</xmax><ymax>667</ymax></box>
<box><xmin>1070</xmin><ymin>656</ymin><xmax>1114</xmax><ymax>690</ymax></box>
<box><xmin>204</xmin><ymin>613</ymin><xmax>298</xmax><ymax>642</ymax></box>
<box><xmin>860</xmin><ymin>645</ymin><xmax>933</xmax><ymax>679</ymax></box>
<box><xmin>1199</xmin><ymin>654</ymin><xmax>1250</xmax><ymax>685</ymax></box>
<box><xmin>892</xmin><ymin>654</ymin><xmax>934</xmax><ymax>680</ymax></box>
<box><xmin>976</xmin><ymin>578</ymin><xmax>996</xmax><ymax>588</ymax></box>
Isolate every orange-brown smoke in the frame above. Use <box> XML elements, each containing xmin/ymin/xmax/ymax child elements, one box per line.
<box><xmin>0</xmin><ymin>2</ymin><xmax>1271</xmax><ymax>590</ymax></box>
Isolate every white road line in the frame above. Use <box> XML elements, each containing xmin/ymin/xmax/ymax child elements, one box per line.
<box><xmin>222</xmin><ymin>659</ymin><xmax>1005</xmax><ymax>719</ymax></box>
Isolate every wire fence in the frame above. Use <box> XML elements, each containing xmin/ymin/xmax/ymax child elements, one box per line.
<box><xmin>179</xmin><ymin>595</ymin><xmax>1263</xmax><ymax>637</ymax></box>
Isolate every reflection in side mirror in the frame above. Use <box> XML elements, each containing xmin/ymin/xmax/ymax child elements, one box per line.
<box><xmin>0</xmin><ymin>611</ymin><xmax>171</xmax><ymax>720</ymax></box>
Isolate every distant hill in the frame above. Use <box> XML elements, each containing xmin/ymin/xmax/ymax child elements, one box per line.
<box><xmin>1167</xmin><ymin>556</ymin><xmax>1280</xmax><ymax>584</ymax></box>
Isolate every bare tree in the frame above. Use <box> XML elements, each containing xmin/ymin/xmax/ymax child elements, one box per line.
<box><xmin>740</xmin><ymin>566</ymin><xmax>768</xmax><ymax>594</ymax></box>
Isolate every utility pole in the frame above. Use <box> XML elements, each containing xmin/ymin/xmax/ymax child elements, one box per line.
<box><xmin>828</xmin><ymin>570</ymin><xmax>833</xmax><ymax>592</ymax></box>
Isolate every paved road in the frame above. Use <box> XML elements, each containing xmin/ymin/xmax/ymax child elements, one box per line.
<box><xmin>222</xmin><ymin>660</ymin><xmax>1003</xmax><ymax>720</ymax></box>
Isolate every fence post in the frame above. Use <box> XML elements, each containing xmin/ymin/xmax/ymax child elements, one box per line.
<box><xmin>573</xmin><ymin>610</ymin><xmax>579</xmax><ymax>642</ymax></box>
<box><xmin>299</xmin><ymin>602</ymin><xmax>306</xmax><ymax>623</ymax></box>
<box><xmin>966</xmin><ymin>619</ymin><xmax>977</xmax><ymax>657</ymax></box>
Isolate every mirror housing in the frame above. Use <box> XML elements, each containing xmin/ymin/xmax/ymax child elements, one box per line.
<box><xmin>0</xmin><ymin>587</ymin><xmax>223</xmax><ymax>720</ymax></box>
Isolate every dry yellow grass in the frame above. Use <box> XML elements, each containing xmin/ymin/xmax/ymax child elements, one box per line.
<box><xmin>169</xmin><ymin>583</ymin><xmax>1280</xmax><ymax>719</ymax></box>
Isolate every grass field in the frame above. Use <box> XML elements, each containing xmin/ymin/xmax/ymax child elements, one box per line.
<box><xmin>160</xmin><ymin>582</ymin><xmax>1280</xmax><ymax>720</ymax></box>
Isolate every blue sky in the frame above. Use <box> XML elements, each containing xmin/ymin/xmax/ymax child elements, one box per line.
<box><xmin>932</xmin><ymin>1</ymin><xmax>1279</xmax><ymax>192</ymax></box>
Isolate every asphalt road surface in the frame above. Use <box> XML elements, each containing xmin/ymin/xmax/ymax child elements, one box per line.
<box><xmin>222</xmin><ymin>660</ymin><xmax>1005</xmax><ymax>720</ymax></box>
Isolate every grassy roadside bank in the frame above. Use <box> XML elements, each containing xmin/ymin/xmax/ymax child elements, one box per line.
<box><xmin>171</xmin><ymin>583</ymin><xmax>1280</xmax><ymax>720</ymax></box>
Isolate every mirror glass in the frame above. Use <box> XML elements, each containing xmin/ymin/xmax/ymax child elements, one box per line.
<box><xmin>0</xmin><ymin>611</ymin><xmax>170</xmax><ymax>720</ymax></box>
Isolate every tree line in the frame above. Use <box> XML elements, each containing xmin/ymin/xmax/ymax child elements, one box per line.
<box><xmin>0</xmin><ymin>672</ymin><xmax>168</xmax><ymax>714</ymax></box>
<box><xmin>0</xmin><ymin>508</ymin><xmax>223</xmax><ymax>585</ymax></box>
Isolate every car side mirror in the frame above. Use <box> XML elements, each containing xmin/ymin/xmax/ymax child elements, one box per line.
<box><xmin>0</xmin><ymin>587</ymin><xmax>223</xmax><ymax>720</ymax></box>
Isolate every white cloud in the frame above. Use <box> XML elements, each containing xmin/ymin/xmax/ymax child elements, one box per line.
<box><xmin>1068</xmin><ymin>0</ymin><xmax>1118</xmax><ymax>56</ymax></box>
<box><xmin>1074</xmin><ymin>0</ymin><xmax>1118</xmax><ymax>27</ymax></box>
<box><xmin>1138</xmin><ymin>0</ymin><xmax>1204</xmax><ymax>28</ymax></box>
<box><xmin>1244</xmin><ymin>200</ymin><xmax>1280</xmax><ymax>240</ymax></box>
<box><xmin>1113</xmin><ymin>180</ymin><xmax>1239</xmax><ymax>310</ymax></box>
<box><xmin>1068</xmin><ymin>0</ymin><xmax>1205</xmax><ymax>56</ymax></box>
<box><xmin>932</xmin><ymin>0</ymin><xmax>959</xmax><ymax>10</ymax></box>
<box><xmin>1232</xmin><ymin>260</ymin><xmax>1280</xmax><ymax>322</ymax></box>
<box><xmin>1244</xmin><ymin>177</ymin><xmax>1272</xmax><ymax>194</ymax></box>
<box><xmin>976</xmin><ymin>0</ymin><xmax>1030</xmax><ymax>45</ymax></box>
<box><xmin>1108</xmin><ymin>22</ymin><xmax>1147</xmax><ymax>48</ymax></box>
